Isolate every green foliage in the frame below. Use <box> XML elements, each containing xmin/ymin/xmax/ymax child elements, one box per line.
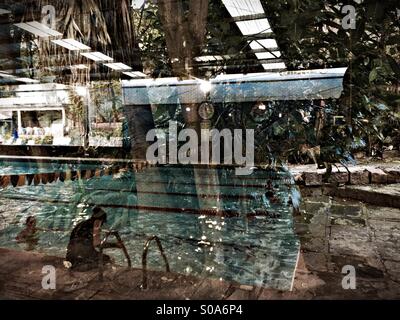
<box><xmin>132</xmin><ymin>3</ymin><xmax>172</xmax><ymax>77</ymax></box>
<box><xmin>91</xmin><ymin>80</ymin><xmax>123</xmax><ymax>123</ymax></box>
<box><xmin>67</xmin><ymin>90</ymin><xmax>85</xmax><ymax>125</ymax></box>
<box><xmin>133</xmin><ymin>0</ymin><xmax>399</xmax><ymax>163</ymax></box>
<box><xmin>262</xmin><ymin>0</ymin><xmax>400</xmax><ymax>159</ymax></box>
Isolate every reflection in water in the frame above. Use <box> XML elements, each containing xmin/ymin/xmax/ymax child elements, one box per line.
<box><xmin>0</xmin><ymin>162</ymin><xmax>300</xmax><ymax>290</ymax></box>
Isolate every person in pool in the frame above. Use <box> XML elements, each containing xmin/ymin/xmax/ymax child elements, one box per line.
<box><xmin>16</xmin><ymin>216</ymin><xmax>39</xmax><ymax>251</ymax></box>
<box><xmin>66</xmin><ymin>206</ymin><xmax>122</xmax><ymax>271</ymax></box>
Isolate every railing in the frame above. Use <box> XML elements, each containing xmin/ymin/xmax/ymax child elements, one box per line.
<box><xmin>97</xmin><ymin>233</ymin><xmax>170</xmax><ymax>289</ymax></box>
<box><xmin>98</xmin><ymin>230</ymin><xmax>131</xmax><ymax>281</ymax></box>
<box><xmin>141</xmin><ymin>235</ymin><xmax>170</xmax><ymax>290</ymax></box>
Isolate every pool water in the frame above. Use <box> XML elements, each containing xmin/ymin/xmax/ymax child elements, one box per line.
<box><xmin>0</xmin><ymin>160</ymin><xmax>300</xmax><ymax>290</ymax></box>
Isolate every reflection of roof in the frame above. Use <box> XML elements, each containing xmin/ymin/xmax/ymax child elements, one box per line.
<box><xmin>0</xmin><ymin>111</ymin><xmax>12</xmax><ymax>120</ymax></box>
<box><xmin>0</xmin><ymin>84</ymin><xmax>72</xmax><ymax>109</ymax></box>
<box><xmin>122</xmin><ymin>67</ymin><xmax>347</xmax><ymax>105</ymax></box>
<box><xmin>0</xmin><ymin>8</ymin><xmax>11</xmax><ymax>15</ymax></box>
<box><xmin>194</xmin><ymin>0</ymin><xmax>286</xmax><ymax>73</ymax></box>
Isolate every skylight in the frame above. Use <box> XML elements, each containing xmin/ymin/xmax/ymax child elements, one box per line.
<box><xmin>0</xmin><ymin>8</ymin><xmax>11</xmax><ymax>15</ymax></box>
<box><xmin>52</xmin><ymin>39</ymin><xmax>91</xmax><ymax>51</ymax></box>
<box><xmin>15</xmin><ymin>21</ymin><xmax>62</xmax><ymax>38</ymax></box>
<box><xmin>249</xmin><ymin>39</ymin><xmax>278</xmax><ymax>50</ymax></box>
<box><xmin>221</xmin><ymin>0</ymin><xmax>264</xmax><ymax>17</ymax></box>
<box><xmin>123</xmin><ymin>71</ymin><xmax>147</xmax><ymax>78</ymax></box>
<box><xmin>255</xmin><ymin>51</ymin><xmax>282</xmax><ymax>59</ymax></box>
<box><xmin>194</xmin><ymin>55</ymin><xmax>225</xmax><ymax>62</ymax></box>
<box><xmin>70</xmin><ymin>64</ymin><xmax>89</xmax><ymax>70</ymax></box>
<box><xmin>26</xmin><ymin>21</ymin><xmax>62</xmax><ymax>37</ymax></box>
<box><xmin>0</xmin><ymin>71</ymin><xmax>40</xmax><ymax>83</ymax></box>
<box><xmin>236</xmin><ymin>18</ymin><xmax>271</xmax><ymax>35</ymax></box>
<box><xmin>262</xmin><ymin>62</ymin><xmax>286</xmax><ymax>70</ymax></box>
<box><xmin>103</xmin><ymin>63</ymin><xmax>132</xmax><ymax>71</ymax></box>
<box><xmin>15</xmin><ymin>77</ymin><xmax>40</xmax><ymax>83</ymax></box>
<box><xmin>0</xmin><ymin>71</ymin><xmax>15</xmax><ymax>79</ymax></box>
<box><xmin>220</xmin><ymin>0</ymin><xmax>286</xmax><ymax>73</ymax></box>
<box><xmin>80</xmin><ymin>52</ymin><xmax>113</xmax><ymax>62</ymax></box>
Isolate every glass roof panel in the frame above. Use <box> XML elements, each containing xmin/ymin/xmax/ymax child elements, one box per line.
<box><xmin>123</xmin><ymin>71</ymin><xmax>146</xmax><ymax>78</ymax></box>
<box><xmin>52</xmin><ymin>39</ymin><xmax>91</xmax><ymax>51</ymax></box>
<box><xmin>236</xmin><ymin>18</ymin><xmax>271</xmax><ymax>35</ymax></box>
<box><xmin>222</xmin><ymin>0</ymin><xmax>264</xmax><ymax>17</ymax></box>
<box><xmin>194</xmin><ymin>55</ymin><xmax>225</xmax><ymax>62</ymax></box>
<box><xmin>249</xmin><ymin>39</ymin><xmax>278</xmax><ymax>50</ymax></box>
<box><xmin>255</xmin><ymin>51</ymin><xmax>281</xmax><ymax>59</ymax></box>
<box><xmin>81</xmin><ymin>52</ymin><xmax>113</xmax><ymax>62</ymax></box>
<box><xmin>103</xmin><ymin>63</ymin><xmax>132</xmax><ymax>71</ymax></box>
<box><xmin>62</xmin><ymin>39</ymin><xmax>91</xmax><ymax>50</ymax></box>
<box><xmin>0</xmin><ymin>8</ymin><xmax>11</xmax><ymax>15</ymax></box>
<box><xmin>25</xmin><ymin>21</ymin><xmax>62</xmax><ymax>37</ymax></box>
<box><xmin>14</xmin><ymin>22</ymin><xmax>52</xmax><ymax>38</ymax></box>
<box><xmin>262</xmin><ymin>62</ymin><xmax>286</xmax><ymax>70</ymax></box>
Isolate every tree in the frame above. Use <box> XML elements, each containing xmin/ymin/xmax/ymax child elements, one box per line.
<box><xmin>157</xmin><ymin>0</ymin><xmax>209</xmax><ymax>132</ymax></box>
<box><xmin>8</xmin><ymin>0</ymin><xmax>156</xmax><ymax>157</ymax></box>
<box><xmin>262</xmin><ymin>0</ymin><xmax>400</xmax><ymax>160</ymax></box>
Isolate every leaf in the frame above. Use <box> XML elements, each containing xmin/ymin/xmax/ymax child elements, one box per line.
<box><xmin>369</xmin><ymin>69</ymin><xmax>378</xmax><ymax>83</ymax></box>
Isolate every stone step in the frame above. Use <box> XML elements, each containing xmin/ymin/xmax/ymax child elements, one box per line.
<box><xmin>292</xmin><ymin>165</ymin><xmax>400</xmax><ymax>186</ymax></box>
<box><xmin>332</xmin><ymin>185</ymin><xmax>400</xmax><ymax>208</ymax></box>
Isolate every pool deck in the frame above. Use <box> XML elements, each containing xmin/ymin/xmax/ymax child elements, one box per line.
<box><xmin>0</xmin><ymin>247</ymin><xmax>290</xmax><ymax>300</ymax></box>
<box><xmin>1</xmin><ymin>193</ymin><xmax>399</xmax><ymax>300</ymax></box>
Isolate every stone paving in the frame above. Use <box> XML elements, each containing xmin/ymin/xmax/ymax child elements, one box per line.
<box><xmin>293</xmin><ymin>195</ymin><xmax>400</xmax><ymax>299</ymax></box>
<box><xmin>333</xmin><ymin>184</ymin><xmax>400</xmax><ymax>208</ymax></box>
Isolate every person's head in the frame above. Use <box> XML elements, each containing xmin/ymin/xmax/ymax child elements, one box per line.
<box><xmin>26</xmin><ymin>216</ymin><xmax>36</xmax><ymax>228</ymax></box>
<box><xmin>91</xmin><ymin>206</ymin><xmax>107</xmax><ymax>224</ymax></box>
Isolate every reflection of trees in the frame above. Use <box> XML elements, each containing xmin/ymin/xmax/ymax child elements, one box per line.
<box><xmin>158</xmin><ymin>0</ymin><xmax>208</xmax><ymax>79</ymax></box>
<box><xmin>91</xmin><ymin>81</ymin><xmax>122</xmax><ymax>124</ymax></box>
<box><xmin>2</xmin><ymin>0</ymin><xmax>397</xmax><ymax>162</ymax></box>
<box><xmin>157</xmin><ymin>0</ymin><xmax>209</xmax><ymax>133</ymax></box>
<box><xmin>263</xmin><ymin>0</ymin><xmax>400</xmax><ymax>160</ymax></box>
<box><xmin>7</xmin><ymin>0</ymin><xmax>156</xmax><ymax>158</ymax></box>
<box><xmin>16</xmin><ymin>0</ymin><xmax>138</xmax><ymax>83</ymax></box>
<box><xmin>68</xmin><ymin>91</ymin><xmax>84</xmax><ymax>128</ymax></box>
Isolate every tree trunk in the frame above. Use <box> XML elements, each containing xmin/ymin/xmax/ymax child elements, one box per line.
<box><xmin>123</xmin><ymin>104</ymin><xmax>155</xmax><ymax>160</ymax></box>
<box><xmin>157</xmin><ymin>2</ymin><xmax>223</xmax><ymax>277</ymax></box>
<box><xmin>158</xmin><ymin>0</ymin><xmax>209</xmax><ymax>132</ymax></box>
<box><xmin>157</xmin><ymin>0</ymin><xmax>208</xmax><ymax>78</ymax></box>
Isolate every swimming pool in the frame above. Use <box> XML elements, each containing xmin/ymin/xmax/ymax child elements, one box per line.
<box><xmin>0</xmin><ymin>158</ymin><xmax>300</xmax><ymax>290</ymax></box>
